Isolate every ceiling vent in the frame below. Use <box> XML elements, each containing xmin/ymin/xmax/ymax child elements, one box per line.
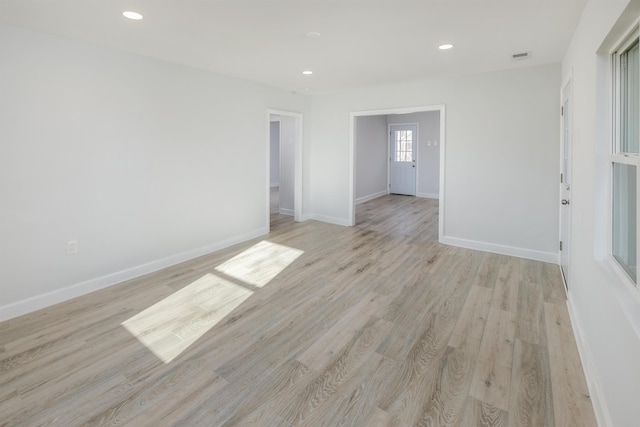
<box><xmin>511</xmin><ymin>51</ymin><xmax>531</xmax><ymax>61</ymax></box>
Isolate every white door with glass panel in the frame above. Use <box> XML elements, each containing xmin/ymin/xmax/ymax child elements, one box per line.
<box><xmin>560</xmin><ymin>82</ymin><xmax>572</xmax><ymax>287</ymax></box>
<box><xmin>389</xmin><ymin>124</ymin><xmax>417</xmax><ymax>196</ymax></box>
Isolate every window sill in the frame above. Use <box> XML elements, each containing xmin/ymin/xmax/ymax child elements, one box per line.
<box><xmin>595</xmin><ymin>259</ymin><xmax>640</xmax><ymax>340</ymax></box>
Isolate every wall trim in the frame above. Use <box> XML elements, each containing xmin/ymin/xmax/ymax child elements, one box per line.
<box><xmin>356</xmin><ymin>190</ymin><xmax>388</xmax><ymax>205</ymax></box>
<box><xmin>440</xmin><ymin>235</ymin><xmax>558</xmax><ymax>263</ymax></box>
<box><xmin>0</xmin><ymin>227</ymin><xmax>268</xmax><ymax>322</ymax></box>
<box><xmin>566</xmin><ymin>295</ymin><xmax>614</xmax><ymax>427</ymax></box>
<box><xmin>308</xmin><ymin>213</ymin><xmax>351</xmax><ymax>227</ymax></box>
<box><xmin>417</xmin><ymin>192</ymin><xmax>439</xmax><ymax>199</ymax></box>
<box><xmin>279</xmin><ymin>208</ymin><xmax>294</xmax><ymax>216</ymax></box>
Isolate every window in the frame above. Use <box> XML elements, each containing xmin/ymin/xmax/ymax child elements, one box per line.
<box><xmin>394</xmin><ymin>130</ymin><xmax>413</xmax><ymax>162</ymax></box>
<box><xmin>612</xmin><ymin>32</ymin><xmax>640</xmax><ymax>284</ymax></box>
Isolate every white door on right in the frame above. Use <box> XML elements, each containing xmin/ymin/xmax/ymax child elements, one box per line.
<box><xmin>389</xmin><ymin>124</ymin><xmax>417</xmax><ymax>196</ymax></box>
<box><xmin>560</xmin><ymin>82</ymin><xmax>572</xmax><ymax>287</ymax></box>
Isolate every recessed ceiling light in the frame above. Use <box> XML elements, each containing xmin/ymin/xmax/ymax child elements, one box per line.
<box><xmin>123</xmin><ymin>11</ymin><xmax>143</xmax><ymax>20</ymax></box>
<box><xmin>302</xmin><ymin>70</ymin><xmax>313</xmax><ymax>75</ymax></box>
<box><xmin>439</xmin><ymin>44</ymin><xmax>454</xmax><ymax>50</ymax></box>
<box><xmin>306</xmin><ymin>32</ymin><xmax>321</xmax><ymax>38</ymax></box>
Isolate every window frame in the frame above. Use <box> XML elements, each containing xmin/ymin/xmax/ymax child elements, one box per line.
<box><xmin>611</xmin><ymin>25</ymin><xmax>640</xmax><ymax>289</ymax></box>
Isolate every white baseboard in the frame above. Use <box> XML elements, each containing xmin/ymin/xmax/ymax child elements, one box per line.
<box><xmin>0</xmin><ymin>227</ymin><xmax>269</xmax><ymax>322</ymax></box>
<box><xmin>417</xmin><ymin>192</ymin><xmax>439</xmax><ymax>199</ymax></box>
<box><xmin>355</xmin><ymin>190</ymin><xmax>388</xmax><ymax>205</ymax></box>
<box><xmin>298</xmin><ymin>213</ymin><xmax>311</xmax><ymax>222</ymax></box>
<box><xmin>279</xmin><ymin>208</ymin><xmax>294</xmax><ymax>216</ymax></box>
<box><xmin>308</xmin><ymin>213</ymin><xmax>351</xmax><ymax>227</ymax></box>
<box><xmin>566</xmin><ymin>296</ymin><xmax>613</xmax><ymax>427</ymax></box>
<box><xmin>439</xmin><ymin>235</ymin><xmax>558</xmax><ymax>263</ymax></box>
<box><xmin>270</xmin><ymin>183</ymin><xmax>279</xmax><ymax>188</ymax></box>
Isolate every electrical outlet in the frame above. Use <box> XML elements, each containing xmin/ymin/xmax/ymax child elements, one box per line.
<box><xmin>67</xmin><ymin>240</ymin><xmax>78</xmax><ymax>255</ymax></box>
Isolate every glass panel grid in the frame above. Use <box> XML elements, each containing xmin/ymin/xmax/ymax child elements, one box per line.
<box><xmin>394</xmin><ymin>130</ymin><xmax>413</xmax><ymax>162</ymax></box>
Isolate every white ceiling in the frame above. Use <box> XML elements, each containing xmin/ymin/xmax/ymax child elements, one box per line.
<box><xmin>0</xmin><ymin>0</ymin><xmax>586</xmax><ymax>93</ymax></box>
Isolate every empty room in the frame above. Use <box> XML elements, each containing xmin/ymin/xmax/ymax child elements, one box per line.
<box><xmin>1</xmin><ymin>1</ymin><xmax>639</xmax><ymax>426</ymax></box>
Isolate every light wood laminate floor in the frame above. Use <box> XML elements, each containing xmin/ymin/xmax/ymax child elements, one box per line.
<box><xmin>0</xmin><ymin>195</ymin><xmax>596</xmax><ymax>426</ymax></box>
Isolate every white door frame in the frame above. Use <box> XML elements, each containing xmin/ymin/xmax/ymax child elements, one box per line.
<box><xmin>559</xmin><ymin>74</ymin><xmax>572</xmax><ymax>288</ymax></box>
<box><xmin>349</xmin><ymin>105</ymin><xmax>446</xmax><ymax>238</ymax></box>
<box><xmin>388</xmin><ymin>122</ymin><xmax>419</xmax><ymax>196</ymax></box>
<box><xmin>267</xmin><ymin>109</ymin><xmax>303</xmax><ymax>227</ymax></box>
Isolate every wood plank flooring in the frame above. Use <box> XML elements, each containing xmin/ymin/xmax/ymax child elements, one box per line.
<box><xmin>0</xmin><ymin>195</ymin><xmax>596</xmax><ymax>426</ymax></box>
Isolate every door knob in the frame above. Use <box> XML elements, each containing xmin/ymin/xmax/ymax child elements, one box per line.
<box><xmin>561</xmin><ymin>199</ymin><xmax>570</xmax><ymax>205</ymax></box>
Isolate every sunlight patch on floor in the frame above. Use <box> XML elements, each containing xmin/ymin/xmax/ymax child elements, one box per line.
<box><xmin>122</xmin><ymin>273</ymin><xmax>252</xmax><ymax>363</ymax></box>
<box><xmin>122</xmin><ymin>241</ymin><xmax>303</xmax><ymax>363</ymax></box>
<box><xmin>215</xmin><ymin>240</ymin><xmax>304</xmax><ymax>287</ymax></box>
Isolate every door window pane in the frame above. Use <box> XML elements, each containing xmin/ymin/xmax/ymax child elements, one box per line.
<box><xmin>613</xmin><ymin>163</ymin><xmax>637</xmax><ymax>282</ymax></box>
<box><xmin>394</xmin><ymin>130</ymin><xmax>413</xmax><ymax>162</ymax></box>
<box><xmin>621</xmin><ymin>41</ymin><xmax>639</xmax><ymax>153</ymax></box>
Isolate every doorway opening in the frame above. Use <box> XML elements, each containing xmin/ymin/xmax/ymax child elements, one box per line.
<box><xmin>349</xmin><ymin>106</ymin><xmax>446</xmax><ymax>238</ymax></box>
<box><xmin>267</xmin><ymin>110</ymin><xmax>302</xmax><ymax>231</ymax></box>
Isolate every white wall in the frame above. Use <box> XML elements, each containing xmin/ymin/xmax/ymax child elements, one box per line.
<box><xmin>0</xmin><ymin>23</ymin><xmax>310</xmax><ymax>320</ymax></box>
<box><xmin>387</xmin><ymin>111</ymin><xmax>440</xmax><ymax>199</ymax></box>
<box><xmin>355</xmin><ymin>115</ymin><xmax>388</xmax><ymax>203</ymax></box>
<box><xmin>278</xmin><ymin>115</ymin><xmax>296</xmax><ymax>215</ymax></box>
<box><xmin>309</xmin><ymin>64</ymin><xmax>560</xmax><ymax>261</ymax></box>
<box><xmin>561</xmin><ymin>1</ymin><xmax>640</xmax><ymax>426</ymax></box>
<box><xmin>270</xmin><ymin>120</ymin><xmax>280</xmax><ymax>187</ymax></box>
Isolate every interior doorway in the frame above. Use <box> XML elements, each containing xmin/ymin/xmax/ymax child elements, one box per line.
<box><xmin>350</xmin><ymin>105</ymin><xmax>446</xmax><ymax>237</ymax></box>
<box><xmin>269</xmin><ymin>118</ymin><xmax>281</xmax><ymax>216</ymax></box>
<box><xmin>267</xmin><ymin>110</ymin><xmax>302</xmax><ymax>230</ymax></box>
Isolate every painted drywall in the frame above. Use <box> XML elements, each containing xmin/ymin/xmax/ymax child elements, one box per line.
<box><xmin>270</xmin><ymin>120</ymin><xmax>280</xmax><ymax>187</ymax></box>
<box><xmin>279</xmin><ymin>115</ymin><xmax>295</xmax><ymax>215</ymax></box>
<box><xmin>0</xmin><ymin>23</ymin><xmax>310</xmax><ymax>319</ymax></box>
<box><xmin>309</xmin><ymin>64</ymin><xmax>560</xmax><ymax>261</ymax></box>
<box><xmin>561</xmin><ymin>1</ymin><xmax>640</xmax><ymax>426</ymax></box>
<box><xmin>387</xmin><ymin>111</ymin><xmax>440</xmax><ymax>199</ymax></box>
<box><xmin>355</xmin><ymin>115</ymin><xmax>388</xmax><ymax>202</ymax></box>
